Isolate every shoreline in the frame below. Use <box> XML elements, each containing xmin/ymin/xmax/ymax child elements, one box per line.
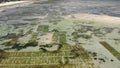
<box><xmin>0</xmin><ymin>1</ymin><xmax>33</xmax><ymax>12</ymax></box>
<box><xmin>0</xmin><ymin>1</ymin><xmax>31</xmax><ymax>7</ymax></box>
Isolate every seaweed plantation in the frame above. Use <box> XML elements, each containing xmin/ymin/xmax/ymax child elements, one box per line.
<box><xmin>0</xmin><ymin>30</ymin><xmax>96</xmax><ymax>68</ymax></box>
<box><xmin>0</xmin><ymin>0</ymin><xmax>120</xmax><ymax>67</ymax></box>
<box><xmin>100</xmin><ymin>41</ymin><xmax>120</xmax><ymax>60</ymax></box>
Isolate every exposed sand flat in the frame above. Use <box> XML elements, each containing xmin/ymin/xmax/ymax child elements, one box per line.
<box><xmin>37</xmin><ymin>33</ymin><xmax>53</xmax><ymax>45</ymax></box>
<box><xmin>65</xmin><ymin>14</ymin><xmax>120</xmax><ymax>26</ymax></box>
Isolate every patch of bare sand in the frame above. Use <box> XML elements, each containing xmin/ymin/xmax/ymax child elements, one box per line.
<box><xmin>65</xmin><ymin>14</ymin><xmax>120</xmax><ymax>27</ymax></box>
